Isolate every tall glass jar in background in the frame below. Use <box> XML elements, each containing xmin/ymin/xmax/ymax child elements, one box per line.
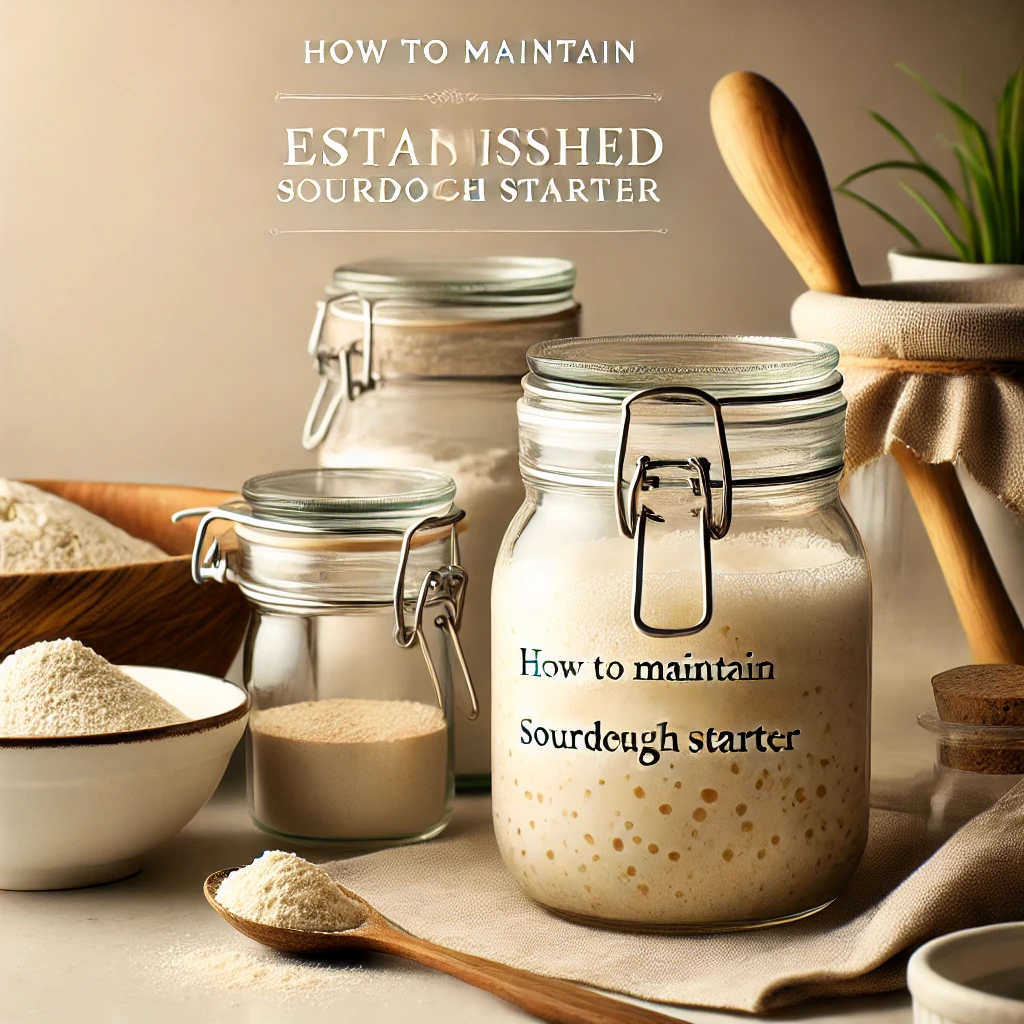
<box><xmin>491</xmin><ymin>336</ymin><xmax>871</xmax><ymax>931</ymax></box>
<box><xmin>179</xmin><ymin>468</ymin><xmax>477</xmax><ymax>847</ymax></box>
<box><xmin>302</xmin><ymin>257</ymin><xmax>580</xmax><ymax>788</ymax></box>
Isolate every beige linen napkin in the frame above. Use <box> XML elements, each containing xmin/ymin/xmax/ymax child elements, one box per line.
<box><xmin>326</xmin><ymin>783</ymin><xmax>1024</xmax><ymax>1013</ymax></box>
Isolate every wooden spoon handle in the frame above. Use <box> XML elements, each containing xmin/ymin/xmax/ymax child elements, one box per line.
<box><xmin>710</xmin><ymin>70</ymin><xmax>859</xmax><ymax>296</ymax></box>
<box><xmin>367</xmin><ymin>929</ymin><xmax>688</xmax><ymax>1024</ymax></box>
<box><xmin>891</xmin><ymin>447</ymin><xmax>1024</xmax><ymax>663</ymax></box>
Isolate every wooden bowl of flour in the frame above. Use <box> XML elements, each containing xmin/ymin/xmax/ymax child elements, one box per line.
<box><xmin>0</xmin><ymin>481</ymin><xmax>249</xmax><ymax>675</ymax></box>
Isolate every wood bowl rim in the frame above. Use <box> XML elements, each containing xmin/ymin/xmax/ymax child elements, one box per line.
<box><xmin>0</xmin><ymin>552</ymin><xmax>193</xmax><ymax>580</ymax></box>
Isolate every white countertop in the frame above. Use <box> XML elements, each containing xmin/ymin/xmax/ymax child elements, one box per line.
<box><xmin>0</xmin><ymin>757</ymin><xmax>912</xmax><ymax>1024</ymax></box>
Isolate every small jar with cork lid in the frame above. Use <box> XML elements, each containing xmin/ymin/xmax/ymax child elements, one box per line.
<box><xmin>917</xmin><ymin>665</ymin><xmax>1024</xmax><ymax>832</ymax></box>
<box><xmin>177</xmin><ymin>467</ymin><xmax>477</xmax><ymax>847</ymax></box>
<box><xmin>301</xmin><ymin>257</ymin><xmax>580</xmax><ymax>788</ymax></box>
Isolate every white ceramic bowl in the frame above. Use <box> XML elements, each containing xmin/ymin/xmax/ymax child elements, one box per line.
<box><xmin>0</xmin><ymin>666</ymin><xmax>249</xmax><ymax>890</ymax></box>
<box><xmin>908</xmin><ymin>923</ymin><xmax>1024</xmax><ymax>1024</ymax></box>
<box><xmin>888</xmin><ymin>248</ymin><xmax>1024</xmax><ymax>282</ymax></box>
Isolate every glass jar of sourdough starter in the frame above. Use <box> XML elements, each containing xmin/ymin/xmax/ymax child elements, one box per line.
<box><xmin>303</xmin><ymin>257</ymin><xmax>580</xmax><ymax>788</ymax></box>
<box><xmin>178</xmin><ymin>468</ymin><xmax>477</xmax><ymax>847</ymax></box>
<box><xmin>491</xmin><ymin>336</ymin><xmax>872</xmax><ymax>931</ymax></box>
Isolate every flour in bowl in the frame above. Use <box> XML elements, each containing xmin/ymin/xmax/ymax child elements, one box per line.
<box><xmin>0</xmin><ymin>639</ymin><xmax>187</xmax><ymax>737</ymax></box>
<box><xmin>0</xmin><ymin>479</ymin><xmax>165</xmax><ymax>573</ymax></box>
<box><xmin>217</xmin><ymin>851</ymin><xmax>365</xmax><ymax>932</ymax></box>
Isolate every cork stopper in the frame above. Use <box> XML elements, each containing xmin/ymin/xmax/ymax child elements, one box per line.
<box><xmin>931</xmin><ymin>664</ymin><xmax>1024</xmax><ymax>774</ymax></box>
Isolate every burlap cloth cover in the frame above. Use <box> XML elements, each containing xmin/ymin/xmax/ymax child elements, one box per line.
<box><xmin>324</xmin><ymin>785</ymin><xmax>1024</xmax><ymax>1014</ymax></box>
<box><xmin>790</xmin><ymin>279</ymin><xmax>1024</xmax><ymax>515</ymax></box>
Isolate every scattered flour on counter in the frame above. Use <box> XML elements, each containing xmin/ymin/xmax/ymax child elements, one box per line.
<box><xmin>0</xmin><ymin>639</ymin><xmax>188</xmax><ymax>737</ymax></box>
<box><xmin>216</xmin><ymin>851</ymin><xmax>366</xmax><ymax>932</ymax></box>
<box><xmin>175</xmin><ymin>947</ymin><xmax>345</xmax><ymax>995</ymax></box>
<box><xmin>148</xmin><ymin>936</ymin><xmax>403</xmax><ymax>1007</ymax></box>
<box><xmin>0</xmin><ymin>478</ymin><xmax>165</xmax><ymax>573</ymax></box>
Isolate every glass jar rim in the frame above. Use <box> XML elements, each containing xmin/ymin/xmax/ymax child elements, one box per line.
<box><xmin>526</xmin><ymin>335</ymin><xmax>840</xmax><ymax>396</ymax></box>
<box><xmin>242</xmin><ymin>467</ymin><xmax>456</xmax><ymax>526</ymax></box>
<box><xmin>918</xmin><ymin>709</ymin><xmax>1024</xmax><ymax>745</ymax></box>
<box><xmin>517</xmin><ymin>334</ymin><xmax>847</xmax><ymax>493</ymax></box>
<box><xmin>330</xmin><ymin>256</ymin><xmax>576</xmax><ymax>306</ymax></box>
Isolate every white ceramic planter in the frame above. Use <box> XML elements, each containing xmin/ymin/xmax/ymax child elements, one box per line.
<box><xmin>908</xmin><ymin>923</ymin><xmax>1024</xmax><ymax>1023</ymax></box>
<box><xmin>888</xmin><ymin>248</ymin><xmax>1024</xmax><ymax>282</ymax></box>
<box><xmin>0</xmin><ymin>667</ymin><xmax>248</xmax><ymax>890</ymax></box>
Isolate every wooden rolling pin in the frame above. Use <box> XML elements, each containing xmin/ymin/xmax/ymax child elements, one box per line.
<box><xmin>709</xmin><ymin>70</ymin><xmax>1024</xmax><ymax>665</ymax></box>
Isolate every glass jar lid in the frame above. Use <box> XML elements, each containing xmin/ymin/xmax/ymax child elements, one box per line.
<box><xmin>177</xmin><ymin>467</ymin><xmax>464</xmax><ymax>608</ymax></box>
<box><xmin>331</xmin><ymin>257</ymin><xmax>576</xmax><ymax>307</ymax></box>
<box><xmin>242</xmin><ymin>468</ymin><xmax>456</xmax><ymax>528</ymax></box>
<box><xmin>527</xmin><ymin>335</ymin><xmax>841</xmax><ymax>398</ymax></box>
<box><xmin>517</xmin><ymin>334</ymin><xmax>848</xmax><ymax>496</ymax></box>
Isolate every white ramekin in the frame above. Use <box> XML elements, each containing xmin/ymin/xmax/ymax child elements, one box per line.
<box><xmin>888</xmin><ymin>248</ymin><xmax>1024</xmax><ymax>282</ymax></box>
<box><xmin>908</xmin><ymin>923</ymin><xmax>1024</xmax><ymax>1024</ymax></box>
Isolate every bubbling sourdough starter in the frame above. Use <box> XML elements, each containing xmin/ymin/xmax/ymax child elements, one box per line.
<box><xmin>491</xmin><ymin>529</ymin><xmax>870</xmax><ymax>928</ymax></box>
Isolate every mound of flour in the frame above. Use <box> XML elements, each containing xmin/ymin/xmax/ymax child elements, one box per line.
<box><xmin>0</xmin><ymin>479</ymin><xmax>165</xmax><ymax>573</ymax></box>
<box><xmin>217</xmin><ymin>851</ymin><xmax>366</xmax><ymax>932</ymax></box>
<box><xmin>0</xmin><ymin>639</ymin><xmax>188</xmax><ymax>737</ymax></box>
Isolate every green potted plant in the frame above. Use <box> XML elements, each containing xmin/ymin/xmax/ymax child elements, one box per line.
<box><xmin>836</xmin><ymin>62</ymin><xmax>1024</xmax><ymax>281</ymax></box>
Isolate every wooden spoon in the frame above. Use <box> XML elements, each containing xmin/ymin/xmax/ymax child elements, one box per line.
<box><xmin>204</xmin><ymin>870</ymin><xmax>689</xmax><ymax>1024</ymax></box>
<box><xmin>710</xmin><ymin>70</ymin><xmax>1024</xmax><ymax>665</ymax></box>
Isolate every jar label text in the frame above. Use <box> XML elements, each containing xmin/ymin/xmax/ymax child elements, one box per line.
<box><xmin>519</xmin><ymin>647</ymin><xmax>776</xmax><ymax>682</ymax></box>
<box><xmin>518</xmin><ymin>717</ymin><xmax>802</xmax><ymax>766</ymax></box>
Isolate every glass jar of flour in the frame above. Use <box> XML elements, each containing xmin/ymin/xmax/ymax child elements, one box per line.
<box><xmin>492</xmin><ymin>336</ymin><xmax>872</xmax><ymax>930</ymax></box>
<box><xmin>303</xmin><ymin>257</ymin><xmax>580</xmax><ymax>788</ymax></box>
<box><xmin>178</xmin><ymin>468</ymin><xmax>477</xmax><ymax>847</ymax></box>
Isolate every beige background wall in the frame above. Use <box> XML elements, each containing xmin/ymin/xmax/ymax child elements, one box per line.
<box><xmin>2</xmin><ymin>0</ymin><xmax>1021</xmax><ymax>488</ymax></box>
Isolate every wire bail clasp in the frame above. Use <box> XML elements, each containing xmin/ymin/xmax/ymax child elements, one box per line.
<box><xmin>393</xmin><ymin>513</ymin><xmax>479</xmax><ymax>721</ymax></box>
<box><xmin>614</xmin><ymin>386</ymin><xmax>733</xmax><ymax>638</ymax></box>
<box><xmin>172</xmin><ymin>502</ymin><xmax>328</xmax><ymax>585</ymax></box>
<box><xmin>171</xmin><ymin>505</ymin><xmax>235</xmax><ymax>584</ymax></box>
<box><xmin>301</xmin><ymin>291</ymin><xmax>376</xmax><ymax>450</ymax></box>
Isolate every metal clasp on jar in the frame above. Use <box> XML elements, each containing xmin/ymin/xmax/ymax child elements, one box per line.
<box><xmin>302</xmin><ymin>291</ymin><xmax>376</xmax><ymax>450</ymax></box>
<box><xmin>613</xmin><ymin>385</ymin><xmax>733</xmax><ymax>638</ymax></box>
<box><xmin>392</xmin><ymin>514</ymin><xmax>479</xmax><ymax>722</ymax></box>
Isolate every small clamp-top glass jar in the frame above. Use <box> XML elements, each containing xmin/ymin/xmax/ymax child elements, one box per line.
<box><xmin>492</xmin><ymin>336</ymin><xmax>872</xmax><ymax>931</ymax></box>
<box><xmin>302</xmin><ymin>257</ymin><xmax>580</xmax><ymax>787</ymax></box>
<box><xmin>177</xmin><ymin>468</ymin><xmax>477</xmax><ymax>847</ymax></box>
